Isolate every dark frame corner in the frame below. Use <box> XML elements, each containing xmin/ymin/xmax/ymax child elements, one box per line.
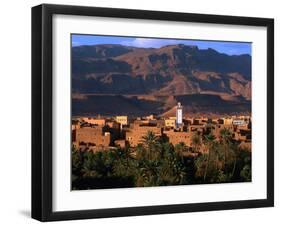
<box><xmin>32</xmin><ymin>4</ymin><xmax>274</xmax><ymax>222</ymax></box>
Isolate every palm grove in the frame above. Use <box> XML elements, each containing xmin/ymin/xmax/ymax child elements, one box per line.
<box><xmin>72</xmin><ymin>128</ymin><xmax>251</xmax><ymax>190</ymax></box>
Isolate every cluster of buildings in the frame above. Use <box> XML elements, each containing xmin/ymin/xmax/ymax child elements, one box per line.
<box><xmin>72</xmin><ymin>103</ymin><xmax>252</xmax><ymax>153</ymax></box>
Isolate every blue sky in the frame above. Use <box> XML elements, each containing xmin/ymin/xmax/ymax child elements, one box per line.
<box><xmin>72</xmin><ymin>34</ymin><xmax>251</xmax><ymax>56</ymax></box>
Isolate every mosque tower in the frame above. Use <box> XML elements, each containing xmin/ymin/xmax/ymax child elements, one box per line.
<box><xmin>176</xmin><ymin>102</ymin><xmax>183</xmax><ymax>127</ymax></box>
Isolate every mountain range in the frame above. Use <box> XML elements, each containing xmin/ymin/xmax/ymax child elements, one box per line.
<box><xmin>72</xmin><ymin>43</ymin><xmax>251</xmax><ymax>116</ymax></box>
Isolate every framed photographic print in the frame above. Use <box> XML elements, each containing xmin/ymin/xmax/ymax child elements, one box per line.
<box><xmin>32</xmin><ymin>4</ymin><xmax>274</xmax><ymax>221</ymax></box>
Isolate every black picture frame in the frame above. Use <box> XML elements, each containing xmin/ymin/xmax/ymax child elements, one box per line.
<box><xmin>32</xmin><ymin>4</ymin><xmax>274</xmax><ymax>222</ymax></box>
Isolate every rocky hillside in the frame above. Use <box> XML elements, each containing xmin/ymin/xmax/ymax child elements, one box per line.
<box><xmin>72</xmin><ymin>44</ymin><xmax>251</xmax><ymax>116</ymax></box>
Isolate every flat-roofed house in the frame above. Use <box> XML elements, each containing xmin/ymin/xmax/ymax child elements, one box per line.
<box><xmin>81</xmin><ymin>117</ymin><xmax>106</xmax><ymax>126</ymax></box>
<box><xmin>115</xmin><ymin>116</ymin><xmax>128</xmax><ymax>127</ymax></box>
<box><xmin>164</xmin><ymin>130</ymin><xmax>192</xmax><ymax>147</ymax></box>
<box><xmin>165</xmin><ymin>118</ymin><xmax>176</xmax><ymax>128</ymax></box>
<box><xmin>126</xmin><ymin>122</ymin><xmax>162</xmax><ymax>147</ymax></box>
<box><xmin>74</xmin><ymin>125</ymin><xmax>111</xmax><ymax>150</ymax></box>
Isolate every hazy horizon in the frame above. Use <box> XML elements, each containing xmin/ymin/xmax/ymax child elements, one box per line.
<box><xmin>72</xmin><ymin>34</ymin><xmax>252</xmax><ymax>56</ymax></box>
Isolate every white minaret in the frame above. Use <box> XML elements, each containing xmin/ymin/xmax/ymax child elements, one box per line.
<box><xmin>176</xmin><ymin>102</ymin><xmax>183</xmax><ymax>127</ymax></box>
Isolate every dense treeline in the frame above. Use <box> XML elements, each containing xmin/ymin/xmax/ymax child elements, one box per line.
<box><xmin>72</xmin><ymin>129</ymin><xmax>251</xmax><ymax>190</ymax></box>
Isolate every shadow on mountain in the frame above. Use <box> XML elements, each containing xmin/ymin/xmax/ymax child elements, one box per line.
<box><xmin>72</xmin><ymin>93</ymin><xmax>251</xmax><ymax>116</ymax></box>
<box><xmin>72</xmin><ymin>95</ymin><xmax>163</xmax><ymax>116</ymax></box>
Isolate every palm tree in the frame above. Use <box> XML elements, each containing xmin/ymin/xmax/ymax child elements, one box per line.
<box><xmin>81</xmin><ymin>151</ymin><xmax>96</xmax><ymax>177</ymax></box>
<box><xmin>220</xmin><ymin>128</ymin><xmax>232</xmax><ymax>142</ymax></box>
<box><xmin>137</xmin><ymin>159</ymin><xmax>160</xmax><ymax>186</ymax></box>
<box><xmin>174</xmin><ymin>142</ymin><xmax>186</xmax><ymax>159</ymax></box>
<box><xmin>229</xmin><ymin>142</ymin><xmax>239</xmax><ymax>179</ymax></box>
<box><xmin>220</xmin><ymin>128</ymin><xmax>232</xmax><ymax>169</ymax></box>
<box><xmin>194</xmin><ymin>154</ymin><xmax>208</xmax><ymax>179</ymax></box>
<box><xmin>122</xmin><ymin>143</ymin><xmax>133</xmax><ymax>169</ymax></box>
<box><xmin>72</xmin><ymin>147</ymin><xmax>83</xmax><ymax>174</ymax></box>
<box><xmin>141</xmin><ymin>130</ymin><xmax>159</xmax><ymax>146</ymax></box>
<box><xmin>191</xmin><ymin>133</ymin><xmax>202</xmax><ymax>153</ymax></box>
<box><xmin>203</xmin><ymin>133</ymin><xmax>216</xmax><ymax>181</ymax></box>
<box><xmin>113</xmin><ymin>148</ymin><xmax>136</xmax><ymax>178</ymax></box>
<box><xmin>141</xmin><ymin>131</ymin><xmax>160</xmax><ymax>160</ymax></box>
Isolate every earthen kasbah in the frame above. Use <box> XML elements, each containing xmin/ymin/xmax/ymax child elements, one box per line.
<box><xmin>72</xmin><ymin>102</ymin><xmax>251</xmax><ymax>154</ymax></box>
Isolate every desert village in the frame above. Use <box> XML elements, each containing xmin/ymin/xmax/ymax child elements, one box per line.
<box><xmin>72</xmin><ymin>103</ymin><xmax>251</xmax><ymax>154</ymax></box>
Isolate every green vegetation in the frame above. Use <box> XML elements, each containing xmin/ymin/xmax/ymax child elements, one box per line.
<box><xmin>72</xmin><ymin>130</ymin><xmax>251</xmax><ymax>190</ymax></box>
